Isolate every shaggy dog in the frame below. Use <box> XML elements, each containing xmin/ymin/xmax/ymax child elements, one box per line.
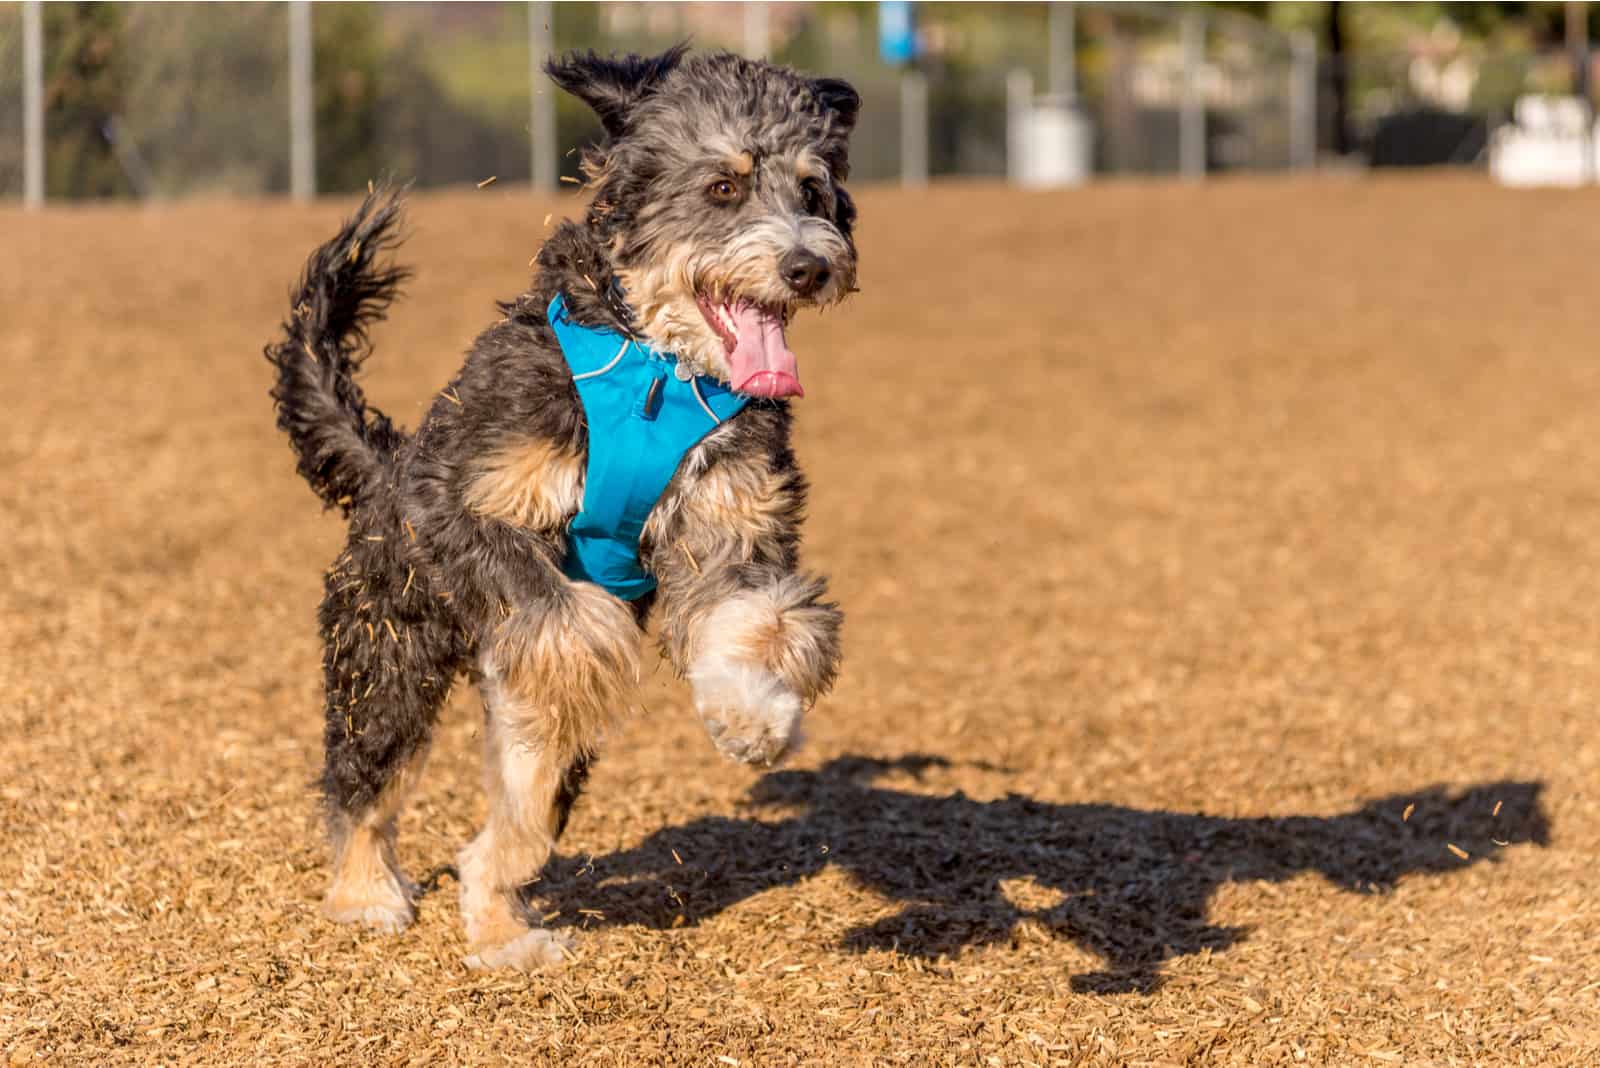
<box><xmin>264</xmin><ymin>47</ymin><xmax>858</xmax><ymax>970</ymax></box>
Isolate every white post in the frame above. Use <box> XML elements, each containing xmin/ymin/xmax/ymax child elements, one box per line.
<box><xmin>1289</xmin><ymin>29</ymin><xmax>1317</xmax><ymax>170</ymax></box>
<box><xmin>743</xmin><ymin>2</ymin><xmax>769</xmax><ymax>60</ymax></box>
<box><xmin>900</xmin><ymin>70</ymin><xmax>928</xmax><ymax>188</ymax></box>
<box><xmin>1179</xmin><ymin>8</ymin><xmax>1205</xmax><ymax>180</ymax></box>
<box><xmin>1006</xmin><ymin>68</ymin><xmax>1034</xmax><ymax>185</ymax></box>
<box><xmin>1047</xmin><ymin>2</ymin><xmax>1075</xmax><ymax>102</ymax></box>
<box><xmin>529</xmin><ymin>1</ymin><xmax>555</xmax><ymax>191</ymax></box>
<box><xmin>22</xmin><ymin>0</ymin><xmax>43</xmax><ymax>208</ymax></box>
<box><xmin>288</xmin><ymin>0</ymin><xmax>315</xmax><ymax>201</ymax></box>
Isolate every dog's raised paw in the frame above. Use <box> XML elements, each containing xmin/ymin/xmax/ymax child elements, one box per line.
<box><xmin>464</xmin><ymin>928</ymin><xmax>571</xmax><ymax>972</ymax></box>
<box><xmin>690</xmin><ymin>658</ymin><xmax>804</xmax><ymax>766</ymax></box>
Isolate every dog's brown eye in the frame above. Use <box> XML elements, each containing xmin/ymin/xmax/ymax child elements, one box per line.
<box><xmin>708</xmin><ymin>179</ymin><xmax>739</xmax><ymax>203</ymax></box>
<box><xmin>801</xmin><ymin>179</ymin><xmax>826</xmax><ymax>215</ymax></box>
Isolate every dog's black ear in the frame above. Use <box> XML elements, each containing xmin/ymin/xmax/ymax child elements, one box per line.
<box><xmin>544</xmin><ymin>44</ymin><xmax>689</xmax><ymax>138</ymax></box>
<box><xmin>812</xmin><ymin>77</ymin><xmax>860</xmax><ymax>133</ymax></box>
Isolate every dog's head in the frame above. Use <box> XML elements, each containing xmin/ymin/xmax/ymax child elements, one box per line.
<box><xmin>546</xmin><ymin>46</ymin><xmax>860</xmax><ymax>399</ymax></box>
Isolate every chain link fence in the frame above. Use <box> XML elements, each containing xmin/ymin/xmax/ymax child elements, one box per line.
<box><xmin>0</xmin><ymin>1</ymin><xmax>1592</xmax><ymax>203</ymax></box>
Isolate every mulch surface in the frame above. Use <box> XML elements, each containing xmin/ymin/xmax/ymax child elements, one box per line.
<box><xmin>4</xmin><ymin>174</ymin><xmax>1600</xmax><ymax>1065</ymax></box>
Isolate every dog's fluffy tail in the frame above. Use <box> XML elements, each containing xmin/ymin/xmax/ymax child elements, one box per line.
<box><xmin>266</xmin><ymin>185</ymin><xmax>411</xmax><ymax>515</ymax></box>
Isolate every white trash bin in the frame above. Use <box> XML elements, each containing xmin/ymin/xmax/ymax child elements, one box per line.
<box><xmin>1017</xmin><ymin>95</ymin><xmax>1093</xmax><ymax>189</ymax></box>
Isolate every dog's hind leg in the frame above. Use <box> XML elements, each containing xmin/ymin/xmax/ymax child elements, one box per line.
<box><xmin>457</xmin><ymin>582</ymin><xmax>639</xmax><ymax>970</ymax></box>
<box><xmin>322</xmin><ymin>743</ymin><xmax>430</xmax><ymax>933</ymax></box>
<box><xmin>318</xmin><ymin>531</ymin><xmax>465</xmax><ymax>933</ymax></box>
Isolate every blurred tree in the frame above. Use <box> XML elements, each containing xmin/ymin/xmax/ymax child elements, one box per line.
<box><xmin>309</xmin><ymin>4</ymin><xmax>528</xmax><ymax>194</ymax></box>
<box><xmin>550</xmin><ymin>1</ymin><xmax>622</xmax><ymax>180</ymax></box>
<box><xmin>312</xmin><ymin>3</ymin><xmax>388</xmax><ymax>193</ymax></box>
<box><xmin>42</xmin><ymin>2</ymin><xmax>129</xmax><ymax>198</ymax></box>
<box><xmin>116</xmin><ymin>4</ymin><xmax>285</xmax><ymax>197</ymax></box>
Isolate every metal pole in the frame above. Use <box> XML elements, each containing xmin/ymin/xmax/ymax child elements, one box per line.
<box><xmin>1006</xmin><ymin>68</ymin><xmax>1034</xmax><ymax>185</ymax></box>
<box><xmin>1289</xmin><ymin>29</ymin><xmax>1317</xmax><ymax>170</ymax></box>
<box><xmin>530</xmin><ymin>1</ymin><xmax>555</xmax><ymax>191</ymax></box>
<box><xmin>1047</xmin><ymin>3</ymin><xmax>1075</xmax><ymax>103</ymax></box>
<box><xmin>288</xmin><ymin>0</ymin><xmax>315</xmax><ymax>200</ymax></box>
<box><xmin>744</xmin><ymin>1</ymin><xmax>769</xmax><ymax>60</ymax></box>
<box><xmin>1180</xmin><ymin>8</ymin><xmax>1205</xmax><ymax>179</ymax></box>
<box><xmin>22</xmin><ymin>0</ymin><xmax>43</xmax><ymax>208</ymax></box>
<box><xmin>900</xmin><ymin>70</ymin><xmax>928</xmax><ymax>188</ymax></box>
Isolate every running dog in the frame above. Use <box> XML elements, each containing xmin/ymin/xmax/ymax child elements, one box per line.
<box><xmin>264</xmin><ymin>46</ymin><xmax>859</xmax><ymax>969</ymax></box>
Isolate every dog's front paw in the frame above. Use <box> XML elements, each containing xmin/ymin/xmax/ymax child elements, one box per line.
<box><xmin>689</xmin><ymin>658</ymin><xmax>804</xmax><ymax>766</ymax></box>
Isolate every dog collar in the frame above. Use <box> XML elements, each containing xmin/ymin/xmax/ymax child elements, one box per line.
<box><xmin>549</xmin><ymin>293</ymin><xmax>747</xmax><ymax>600</ymax></box>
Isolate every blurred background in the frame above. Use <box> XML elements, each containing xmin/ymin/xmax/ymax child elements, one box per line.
<box><xmin>5</xmin><ymin>1</ymin><xmax>1600</xmax><ymax>203</ymax></box>
<box><xmin>11</xmin><ymin>6</ymin><xmax>1600</xmax><ymax>1060</ymax></box>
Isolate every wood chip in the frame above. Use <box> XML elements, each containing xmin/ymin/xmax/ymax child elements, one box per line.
<box><xmin>476</xmin><ymin>176</ymin><xmax>498</xmax><ymax>189</ymax></box>
<box><xmin>17</xmin><ymin>174</ymin><xmax>1588</xmax><ymax>1068</ymax></box>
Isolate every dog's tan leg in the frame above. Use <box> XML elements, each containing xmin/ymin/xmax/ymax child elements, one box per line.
<box><xmin>645</xmin><ymin>447</ymin><xmax>843</xmax><ymax>767</ymax></box>
<box><xmin>323</xmin><ymin>745</ymin><xmax>429</xmax><ymax>933</ymax></box>
<box><xmin>458</xmin><ymin>582</ymin><xmax>639</xmax><ymax>970</ymax></box>
<box><xmin>684</xmin><ymin>577</ymin><xmax>840</xmax><ymax>765</ymax></box>
<box><xmin>458</xmin><ymin>718</ymin><xmax>573</xmax><ymax>969</ymax></box>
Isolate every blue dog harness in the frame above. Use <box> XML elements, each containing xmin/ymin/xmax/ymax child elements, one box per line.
<box><xmin>549</xmin><ymin>293</ymin><xmax>747</xmax><ymax>600</ymax></box>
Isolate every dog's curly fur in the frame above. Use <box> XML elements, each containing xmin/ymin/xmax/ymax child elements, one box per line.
<box><xmin>264</xmin><ymin>47</ymin><xmax>857</xmax><ymax>969</ymax></box>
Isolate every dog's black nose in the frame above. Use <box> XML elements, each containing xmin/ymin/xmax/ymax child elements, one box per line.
<box><xmin>780</xmin><ymin>249</ymin><xmax>830</xmax><ymax>297</ymax></box>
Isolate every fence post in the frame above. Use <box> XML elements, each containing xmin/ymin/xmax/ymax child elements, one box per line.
<box><xmin>900</xmin><ymin>70</ymin><xmax>928</xmax><ymax>187</ymax></box>
<box><xmin>1007</xmin><ymin>69</ymin><xmax>1034</xmax><ymax>185</ymax></box>
<box><xmin>744</xmin><ymin>2</ymin><xmax>769</xmax><ymax>60</ymax></box>
<box><xmin>288</xmin><ymin>0</ymin><xmax>315</xmax><ymax>201</ymax></box>
<box><xmin>1047</xmin><ymin>2</ymin><xmax>1075</xmax><ymax>102</ymax></box>
<box><xmin>22</xmin><ymin>0</ymin><xmax>43</xmax><ymax>208</ymax></box>
<box><xmin>529</xmin><ymin>1</ymin><xmax>555</xmax><ymax>191</ymax></box>
<box><xmin>1179</xmin><ymin>7</ymin><xmax>1205</xmax><ymax>179</ymax></box>
<box><xmin>1289</xmin><ymin>29</ymin><xmax>1317</xmax><ymax>170</ymax></box>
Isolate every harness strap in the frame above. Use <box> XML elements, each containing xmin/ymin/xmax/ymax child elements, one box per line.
<box><xmin>548</xmin><ymin>294</ymin><xmax>747</xmax><ymax>599</ymax></box>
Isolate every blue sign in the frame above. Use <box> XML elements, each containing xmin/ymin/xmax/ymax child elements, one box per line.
<box><xmin>879</xmin><ymin>1</ymin><xmax>916</xmax><ymax>66</ymax></box>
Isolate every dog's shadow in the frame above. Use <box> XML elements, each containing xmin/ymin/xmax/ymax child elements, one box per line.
<box><xmin>535</xmin><ymin>755</ymin><xmax>1547</xmax><ymax>993</ymax></box>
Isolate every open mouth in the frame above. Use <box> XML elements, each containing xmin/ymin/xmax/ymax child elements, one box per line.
<box><xmin>695</xmin><ymin>295</ymin><xmax>804</xmax><ymax>399</ymax></box>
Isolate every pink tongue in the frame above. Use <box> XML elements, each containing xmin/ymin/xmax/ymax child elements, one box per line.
<box><xmin>727</xmin><ymin>303</ymin><xmax>803</xmax><ymax>398</ymax></box>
